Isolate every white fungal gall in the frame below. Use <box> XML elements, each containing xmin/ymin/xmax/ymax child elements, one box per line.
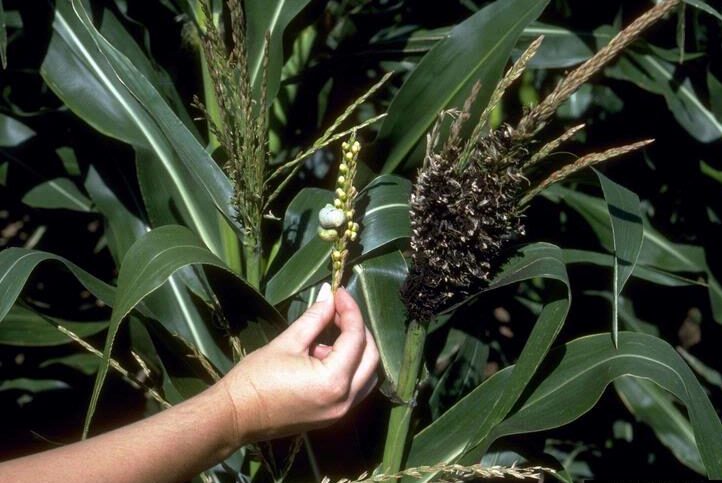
<box><xmin>319</xmin><ymin>203</ymin><xmax>347</xmax><ymax>228</ymax></box>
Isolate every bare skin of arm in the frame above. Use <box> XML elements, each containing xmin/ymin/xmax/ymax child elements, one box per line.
<box><xmin>0</xmin><ymin>285</ymin><xmax>379</xmax><ymax>483</ymax></box>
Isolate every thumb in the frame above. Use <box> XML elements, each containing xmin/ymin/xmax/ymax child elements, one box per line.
<box><xmin>275</xmin><ymin>283</ymin><xmax>335</xmax><ymax>351</ymax></box>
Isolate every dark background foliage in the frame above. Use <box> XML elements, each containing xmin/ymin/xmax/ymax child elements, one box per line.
<box><xmin>1</xmin><ymin>0</ymin><xmax>721</xmax><ymax>480</ymax></box>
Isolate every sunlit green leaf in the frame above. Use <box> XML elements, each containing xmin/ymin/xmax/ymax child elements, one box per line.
<box><xmin>347</xmin><ymin>251</ymin><xmax>408</xmax><ymax>388</ymax></box>
<box><xmin>594</xmin><ymin>170</ymin><xmax>643</xmax><ymax>347</ymax></box>
<box><xmin>0</xmin><ymin>305</ymin><xmax>107</xmax><ymax>346</ymax></box>
<box><xmin>614</xmin><ymin>376</ymin><xmax>704</xmax><ymax>474</ymax></box>
<box><xmin>377</xmin><ymin>0</ymin><xmax>549</xmax><ymax>173</ymax></box>
<box><xmin>0</xmin><ymin>114</ymin><xmax>34</xmax><ymax>147</ymax></box>
<box><xmin>22</xmin><ymin>178</ymin><xmax>93</xmax><ymax>212</ymax></box>
<box><xmin>245</xmin><ymin>0</ymin><xmax>312</xmax><ymax>104</ymax></box>
<box><xmin>85</xmin><ymin>166</ymin><xmax>229</xmax><ymax>373</ymax></box>
<box><xmin>484</xmin><ymin>333</ymin><xmax>722</xmax><ymax>478</ymax></box>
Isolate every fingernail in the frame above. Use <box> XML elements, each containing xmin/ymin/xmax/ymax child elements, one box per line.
<box><xmin>316</xmin><ymin>282</ymin><xmax>332</xmax><ymax>303</ymax></box>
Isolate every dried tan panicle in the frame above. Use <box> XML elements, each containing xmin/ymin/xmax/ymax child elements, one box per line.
<box><xmin>443</xmin><ymin>80</ymin><xmax>481</xmax><ymax>156</ymax></box>
<box><xmin>522</xmin><ymin>139</ymin><xmax>654</xmax><ymax>205</ymax></box>
<box><xmin>55</xmin><ymin>325</ymin><xmax>170</xmax><ymax>409</ymax></box>
<box><xmin>460</xmin><ymin>35</ymin><xmax>545</xmax><ymax>165</ymax></box>
<box><xmin>323</xmin><ymin>462</ymin><xmax>554</xmax><ymax>482</ymax></box>
<box><xmin>525</xmin><ymin>123</ymin><xmax>586</xmax><ymax>168</ymax></box>
<box><xmin>263</xmin><ymin>113</ymin><xmax>386</xmax><ymax>211</ymax></box>
<box><xmin>265</xmin><ymin>72</ymin><xmax>393</xmax><ymax>195</ymax></box>
<box><xmin>517</xmin><ymin>0</ymin><xmax>680</xmax><ymax>137</ymax></box>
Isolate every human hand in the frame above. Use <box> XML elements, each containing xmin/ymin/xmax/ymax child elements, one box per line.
<box><xmin>218</xmin><ymin>283</ymin><xmax>379</xmax><ymax>444</ymax></box>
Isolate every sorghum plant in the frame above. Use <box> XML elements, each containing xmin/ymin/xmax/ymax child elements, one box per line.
<box><xmin>2</xmin><ymin>0</ymin><xmax>722</xmax><ymax>481</ymax></box>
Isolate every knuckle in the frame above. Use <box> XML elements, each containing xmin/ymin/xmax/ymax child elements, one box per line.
<box><xmin>321</xmin><ymin>374</ymin><xmax>350</xmax><ymax>402</ymax></box>
<box><xmin>329</xmin><ymin>400</ymin><xmax>351</xmax><ymax>420</ymax></box>
<box><xmin>303</xmin><ymin>305</ymin><xmax>328</xmax><ymax>321</ymax></box>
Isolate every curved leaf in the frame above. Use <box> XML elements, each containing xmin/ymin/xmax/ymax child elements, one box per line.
<box><xmin>266</xmin><ymin>188</ymin><xmax>328</xmax><ymax>278</ymax></box>
<box><xmin>410</xmin><ymin>333</ymin><xmax>722</xmax><ymax>480</ymax></box>
<box><xmin>347</xmin><ymin>251</ymin><xmax>408</xmax><ymax>387</ymax></box>
<box><xmin>0</xmin><ymin>378</ymin><xmax>69</xmax><ymax>393</ymax></box>
<box><xmin>614</xmin><ymin>376</ymin><xmax>704</xmax><ymax>474</ymax></box>
<box><xmin>246</xmin><ymin>0</ymin><xmax>312</xmax><ymax>103</ymax></box>
<box><xmin>41</xmin><ymin>7</ymin><xmax>146</xmax><ymax>146</ymax></box>
<box><xmin>43</xmin><ymin>1</ymin><xmax>230</xmax><ymax>259</ymax></box>
<box><xmin>85</xmin><ymin>166</ymin><xmax>229</xmax><ymax>374</ymax></box>
<box><xmin>377</xmin><ymin>0</ymin><xmax>549</xmax><ymax>173</ymax></box>
<box><xmin>22</xmin><ymin>178</ymin><xmax>93</xmax><ymax>212</ymax></box>
<box><xmin>40</xmin><ymin>353</ymin><xmax>99</xmax><ymax>375</ymax></box>
<box><xmin>70</xmin><ymin>0</ymin><xmax>237</xmax><ymax>227</ymax></box>
<box><xmin>608</xmin><ymin>47</ymin><xmax>722</xmax><ymax>143</ymax></box>
<box><xmin>0</xmin><ymin>248</ymin><xmax>116</xmax><ymax>321</ymax></box>
<box><xmin>684</xmin><ymin>0</ymin><xmax>722</xmax><ymax>22</ymax></box>
<box><xmin>487</xmin><ymin>333</ymin><xmax>722</xmax><ymax>478</ymax></box>
<box><xmin>562</xmin><ymin>249</ymin><xmax>702</xmax><ymax>287</ymax></box>
<box><xmin>519</xmin><ymin>23</ymin><xmax>607</xmax><ymax>69</ymax></box>
<box><xmin>83</xmin><ymin>225</ymin><xmax>285</xmax><ymax>437</ymax></box>
<box><xmin>549</xmin><ymin>184</ymin><xmax>721</xmax><ymax>323</ymax></box>
<box><xmin>0</xmin><ymin>305</ymin><xmax>107</xmax><ymax>347</ymax></box>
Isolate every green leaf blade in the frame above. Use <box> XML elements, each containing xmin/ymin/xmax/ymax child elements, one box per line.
<box><xmin>377</xmin><ymin>0</ymin><xmax>550</xmax><ymax>173</ymax></box>
<box><xmin>22</xmin><ymin>178</ymin><xmax>93</xmax><ymax>212</ymax></box>
<box><xmin>594</xmin><ymin>170</ymin><xmax>643</xmax><ymax>347</ymax></box>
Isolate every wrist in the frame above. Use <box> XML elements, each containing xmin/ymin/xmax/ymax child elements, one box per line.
<box><xmin>188</xmin><ymin>382</ymin><xmax>243</xmax><ymax>460</ymax></box>
<box><xmin>218</xmin><ymin>367</ymin><xmax>269</xmax><ymax>443</ymax></box>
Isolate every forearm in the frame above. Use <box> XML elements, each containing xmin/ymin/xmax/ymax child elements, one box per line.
<box><xmin>0</xmin><ymin>384</ymin><xmax>239</xmax><ymax>483</ymax></box>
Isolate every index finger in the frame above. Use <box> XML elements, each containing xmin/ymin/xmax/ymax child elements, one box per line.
<box><xmin>322</xmin><ymin>287</ymin><xmax>366</xmax><ymax>376</ymax></box>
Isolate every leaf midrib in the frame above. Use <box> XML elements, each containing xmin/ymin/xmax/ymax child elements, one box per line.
<box><xmin>518</xmin><ymin>352</ymin><xmax>686</xmax><ymax>412</ymax></box>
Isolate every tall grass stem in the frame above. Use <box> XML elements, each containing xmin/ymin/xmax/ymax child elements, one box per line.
<box><xmin>381</xmin><ymin>320</ymin><xmax>427</xmax><ymax>474</ymax></box>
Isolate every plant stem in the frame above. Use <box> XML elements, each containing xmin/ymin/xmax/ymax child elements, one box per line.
<box><xmin>200</xmin><ymin>49</ymin><xmax>221</xmax><ymax>152</ymax></box>
<box><xmin>243</xmin><ymin>239</ymin><xmax>262</xmax><ymax>289</ymax></box>
<box><xmin>381</xmin><ymin>320</ymin><xmax>427</xmax><ymax>474</ymax></box>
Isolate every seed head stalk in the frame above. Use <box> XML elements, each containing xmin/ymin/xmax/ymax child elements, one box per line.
<box><xmin>331</xmin><ymin>137</ymin><xmax>361</xmax><ymax>291</ymax></box>
<box><xmin>194</xmin><ymin>0</ymin><xmax>270</xmax><ymax>288</ymax></box>
<box><xmin>317</xmin><ymin>135</ymin><xmax>361</xmax><ymax>291</ymax></box>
